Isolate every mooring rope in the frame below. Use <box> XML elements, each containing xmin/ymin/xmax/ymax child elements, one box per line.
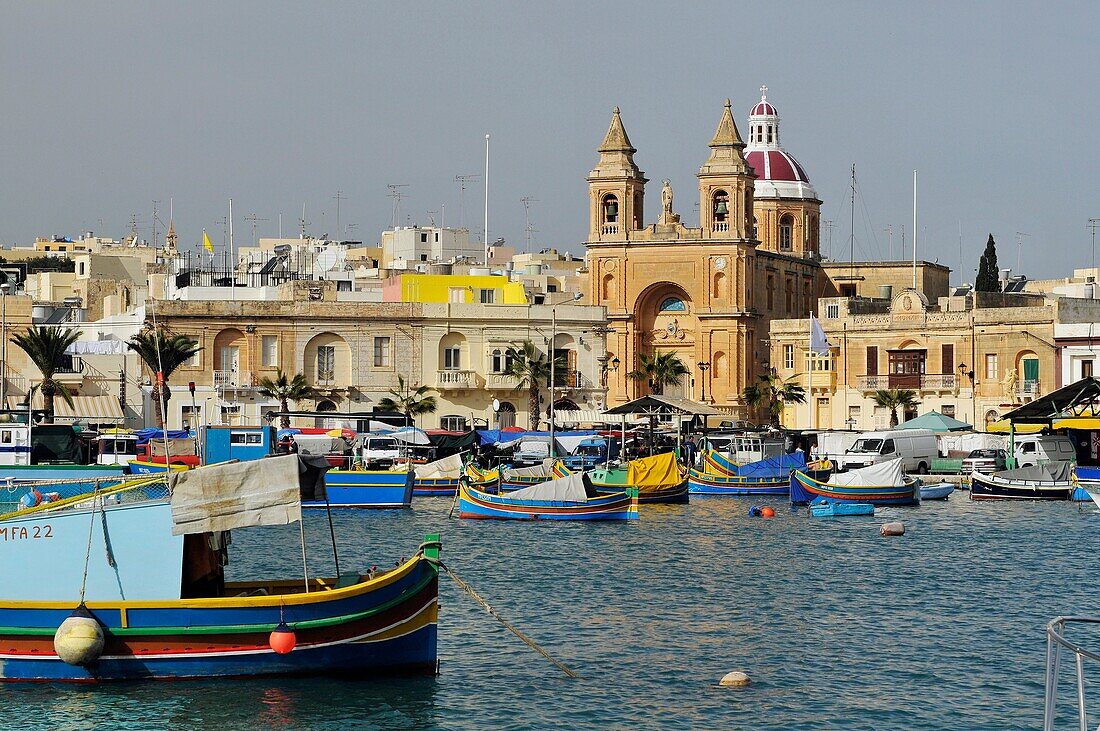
<box><xmin>78</xmin><ymin>487</ymin><xmax>100</xmax><ymax>604</ymax></box>
<box><xmin>424</xmin><ymin>549</ymin><xmax>579</xmax><ymax>679</ymax></box>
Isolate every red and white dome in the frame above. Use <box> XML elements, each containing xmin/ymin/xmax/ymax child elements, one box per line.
<box><xmin>744</xmin><ymin>85</ymin><xmax>817</xmax><ymax>200</ymax></box>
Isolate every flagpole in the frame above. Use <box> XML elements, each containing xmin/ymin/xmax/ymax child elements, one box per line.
<box><xmin>229</xmin><ymin>198</ymin><xmax>235</xmax><ymax>301</ymax></box>
<box><xmin>807</xmin><ymin>311</ymin><xmax>813</xmax><ymax>433</ymax></box>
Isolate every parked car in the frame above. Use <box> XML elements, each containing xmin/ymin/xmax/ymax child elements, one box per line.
<box><xmin>360</xmin><ymin>435</ymin><xmax>401</xmax><ymax>469</ymax></box>
<box><xmin>962</xmin><ymin>448</ymin><xmax>1008</xmax><ymax>474</ymax></box>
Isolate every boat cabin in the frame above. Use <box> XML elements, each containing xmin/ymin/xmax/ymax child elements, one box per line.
<box><xmin>94</xmin><ymin>433</ymin><xmax>139</xmax><ymax>466</ymax></box>
<box><xmin>203</xmin><ymin>425</ymin><xmax>275</xmax><ymax>465</ymax></box>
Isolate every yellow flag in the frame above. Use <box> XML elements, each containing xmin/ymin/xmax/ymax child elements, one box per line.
<box><xmin>202</xmin><ymin>229</ymin><xmax>214</xmax><ymax>253</ymax></box>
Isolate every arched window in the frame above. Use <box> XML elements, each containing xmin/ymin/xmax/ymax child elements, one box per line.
<box><xmin>767</xmin><ymin>125</ymin><xmax>774</xmax><ymax>144</ymax></box>
<box><xmin>809</xmin><ymin>214</ymin><xmax>819</xmax><ymax>250</ymax></box>
<box><xmin>779</xmin><ymin>214</ymin><xmax>794</xmax><ymax>251</ymax></box>
<box><xmin>602</xmin><ymin>194</ymin><xmax>619</xmax><ymax>224</ymax></box>
<box><xmin>752</xmin><ymin>216</ymin><xmax>759</xmax><ymax>240</ymax></box>
<box><xmin>712</xmin><ymin>190</ymin><xmax>729</xmax><ymax>223</ymax></box>
<box><xmin>659</xmin><ymin>297</ymin><xmax>686</xmax><ymax>312</ymax></box>
<box><xmin>712</xmin><ymin>271</ymin><xmax>726</xmax><ymax>299</ymax></box>
<box><xmin>633</xmin><ymin>192</ymin><xmax>643</xmax><ymax>229</ymax></box>
<box><xmin>497</xmin><ymin>401</ymin><xmax>517</xmax><ymax>429</ymax></box>
<box><xmin>491</xmin><ymin>349</ymin><xmax>504</xmax><ymax>373</ymax></box>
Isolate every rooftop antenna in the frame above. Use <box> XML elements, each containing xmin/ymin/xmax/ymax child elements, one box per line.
<box><xmin>244</xmin><ymin>213</ymin><xmax>269</xmax><ymax>246</ymax></box>
<box><xmin>1015</xmin><ymin>231</ymin><xmax>1030</xmax><ymax>275</ymax></box>
<box><xmin>455</xmin><ymin>174</ymin><xmax>480</xmax><ymax>230</ymax></box>
<box><xmin>848</xmin><ymin>164</ymin><xmax>856</xmax><ymax>283</ymax></box>
<box><xmin>128</xmin><ymin>213</ymin><xmax>140</xmax><ymax>244</ymax></box>
<box><xmin>521</xmin><ymin>196</ymin><xmax>539</xmax><ymax>253</ymax></box>
<box><xmin>1088</xmin><ymin>218</ymin><xmax>1100</xmax><ymax>271</ymax></box>
<box><xmin>822</xmin><ymin>220</ymin><xmax>834</xmax><ymax>258</ymax></box>
<box><xmin>333</xmin><ymin>190</ymin><xmax>346</xmax><ymax>239</ymax></box>
<box><xmin>344</xmin><ymin>222</ymin><xmax>359</xmax><ymax>238</ymax></box>
<box><xmin>151</xmin><ymin>200</ymin><xmax>161</xmax><ymax>249</ymax></box>
<box><xmin>912</xmin><ymin>170</ymin><xmax>918</xmax><ymax>290</ymax></box>
<box><xmin>387</xmin><ymin>184</ymin><xmax>409</xmax><ymax>229</ymax></box>
<box><xmin>298</xmin><ymin>203</ymin><xmax>310</xmax><ymax>239</ymax></box>
<box><xmin>214</xmin><ymin>215</ymin><xmax>228</xmax><ymax>248</ymax></box>
<box><xmin>884</xmin><ymin>224</ymin><xmax>894</xmax><ymax>260</ymax></box>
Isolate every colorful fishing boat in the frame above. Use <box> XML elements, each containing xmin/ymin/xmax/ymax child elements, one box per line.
<box><xmin>127</xmin><ymin>459</ymin><xmax>192</xmax><ymax>475</ymax></box>
<box><xmin>458</xmin><ymin>472</ymin><xmax>638</xmax><ymax>521</ymax></box>
<box><xmin>318</xmin><ymin>468</ymin><xmax>414</xmax><ymax>508</ymax></box>
<box><xmin>689</xmin><ymin>451</ymin><xmax>829</xmax><ymax>496</ymax></box>
<box><xmin>412</xmin><ymin>454</ymin><xmax>465</xmax><ymax>497</ymax></box>
<box><xmin>587</xmin><ymin>452</ymin><xmax>689</xmax><ymax>504</ymax></box>
<box><xmin>0</xmin><ymin>456</ymin><xmax>440</xmax><ymax>681</ymax></box>
<box><xmin>790</xmin><ymin>459</ymin><xmax>920</xmax><ymax>506</ymax></box>
<box><xmin>463</xmin><ymin>463</ymin><xmax>500</xmax><ymax>492</ymax></box>
<box><xmin>969</xmin><ymin>462</ymin><xmax>1076</xmax><ymax>501</ymax></box>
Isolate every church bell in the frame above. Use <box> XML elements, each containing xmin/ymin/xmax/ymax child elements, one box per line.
<box><xmin>714</xmin><ymin>200</ymin><xmax>729</xmax><ymax>216</ymax></box>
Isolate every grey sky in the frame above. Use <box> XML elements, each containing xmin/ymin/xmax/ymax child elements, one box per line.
<box><xmin>2</xmin><ymin>2</ymin><xmax>1097</xmax><ymax>281</ymax></box>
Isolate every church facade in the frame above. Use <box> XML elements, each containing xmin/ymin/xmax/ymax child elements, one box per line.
<box><xmin>585</xmin><ymin>89</ymin><xmax>824</xmax><ymax>417</ymax></box>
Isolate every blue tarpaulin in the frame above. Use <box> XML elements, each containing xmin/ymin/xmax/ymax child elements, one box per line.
<box><xmin>735</xmin><ymin>452</ymin><xmax>807</xmax><ymax>478</ymax></box>
<box><xmin>133</xmin><ymin>428</ymin><xmax>192</xmax><ymax>444</ymax></box>
<box><xmin>476</xmin><ymin>429</ymin><xmax>597</xmax><ymax>446</ymax></box>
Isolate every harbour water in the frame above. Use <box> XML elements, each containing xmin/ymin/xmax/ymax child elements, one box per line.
<box><xmin>2</xmin><ymin>495</ymin><xmax>1096</xmax><ymax>730</ymax></box>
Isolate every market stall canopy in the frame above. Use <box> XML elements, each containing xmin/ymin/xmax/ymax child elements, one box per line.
<box><xmin>553</xmin><ymin>410</ymin><xmax>613</xmax><ymax>427</ymax></box>
<box><xmin>986</xmin><ymin>420</ymin><xmax>1045</xmax><ymax>434</ymax></box>
<box><xmin>5</xmin><ymin>394</ymin><xmax>124</xmax><ymax>421</ymax></box>
<box><xmin>896</xmin><ymin>410</ymin><xmax>973</xmax><ymax>432</ymax></box>
<box><xmin>602</xmin><ymin>395</ymin><xmax>725</xmax><ymax>416</ymax></box>
<box><xmin>1001</xmin><ymin>377</ymin><xmax>1100</xmax><ymax>424</ymax></box>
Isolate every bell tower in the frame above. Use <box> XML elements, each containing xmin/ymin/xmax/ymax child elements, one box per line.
<box><xmin>697</xmin><ymin>99</ymin><xmax>754</xmax><ymax>239</ymax></box>
<box><xmin>588</xmin><ymin>107</ymin><xmax>647</xmax><ymax>242</ymax></box>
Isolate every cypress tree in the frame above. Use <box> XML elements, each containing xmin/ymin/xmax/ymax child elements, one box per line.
<box><xmin>975</xmin><ymin>234</ymin><xmax>1001</xmax><ymax>292</ymax></box>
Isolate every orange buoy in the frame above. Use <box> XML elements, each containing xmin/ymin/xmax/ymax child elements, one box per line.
<box><xmin>760</xmin><ymin>506</ymin><xmax>776</xmax><ymax>518</ymax></box>
<box><xmin>269</xmin><ymin>622</ymin><xmax>297</xmax><ymax>655</ymax></box>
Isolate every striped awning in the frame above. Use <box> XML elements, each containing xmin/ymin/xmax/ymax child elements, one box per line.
<box><xmin>5</xmin><ymin>394</ymin><xmax>125</xmax><ymax>421</ymax></box>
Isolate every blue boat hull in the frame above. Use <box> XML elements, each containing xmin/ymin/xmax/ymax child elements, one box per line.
<box><xmin>791</xmin><ymin>470</ymin><xmax>920</xmax><ymax>506</ymax></box>
<box><xmin>688</xmin><ymin>468</ymin><xmax>831</xmax><ymax>495</ymax></box>
<box><xmin>412</xmin><ymin>477</ymin><xmax>458</xmax><ymax>497</ymax></box>
<box><xmin>313</xmin><ymin>470</ymin><xmax>414</xmax><ymax>508</ymax></box>
<box><xmin>458</xmin><ymin>483</ymin><xmax>638</xmax><ymax>521</ymax></box>
<box><xmin>919</xmin><ymin>483</ymin><xmax>955</xmax><ymax>500</ymax></box>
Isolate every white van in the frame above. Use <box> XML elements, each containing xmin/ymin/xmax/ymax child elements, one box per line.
<box><xmin>1013</xmin><ymin>435</ymin><xmax>1076</xmax><ymax>467</ymax></box>
<box><xmin>360</xmin><ymin>435</ymin><xmax>401</xmax><ymax>469</ymax></box>
<box><xmin>837</xmin><ymin>428</ymin><xmax>938</xmax><ymax>474</ymax></box>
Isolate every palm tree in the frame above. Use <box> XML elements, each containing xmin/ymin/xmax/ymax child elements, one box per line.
<box><xmin>627</xmin><ymin>351</ymin><xmax>690</xmax><ymax>396</ymax></box>
<box><xmin>742</xmin><ymin>369</ymin><xmax>807</xmax><ymax>428</ymax></box>
<box><xmin>257</xmin><ymin>369</ymin><xmax>314</xmax><ymax>428</ymax></box>
<box><xmin>377</xmin><ymin>375</ymin><xmax>438</xmax><ymax>427</ymax></box>
<box><xmin>127</xmin><ymin>328</ymin><xmax>202</xmax><ymax>429</ymax></box>
<box><xmin>871</xmin><ymin>389</ymin><xmax>920</xmax><ymax>427</ymax></box>
<box><xmin>9</xmin><ymin>325</ymin><xmax>81</xmax><ymax>421</ymax></box>
<box><xmin>504</xmin><ymin>340</ymin><xmax>562</xmax><ymax>429</ymax></box>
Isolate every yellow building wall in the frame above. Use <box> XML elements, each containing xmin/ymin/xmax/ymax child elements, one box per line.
<box><xmin>395</xmin><ymin>274</ymin><xmax>527</xmax><ymax>304</ymax></box>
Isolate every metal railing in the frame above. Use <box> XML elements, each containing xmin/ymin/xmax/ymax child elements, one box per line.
<box><xmin>856</xmin><ymin>375</ymin><xmax>890</xmax><ymax>390</ymax></box>
<box><xmin>1044</xmin><ymin>615</ymin><xmax>1100</xmax><ymax>730</ymax></box>
<box><xmin>214</xmin><ymin>370</ymin><xmax>253</xmax><ymax>388</ymax></box>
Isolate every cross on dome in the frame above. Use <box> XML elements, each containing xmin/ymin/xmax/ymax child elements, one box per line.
<box><xmin>759</xmin><ymin>84</ymin><xmax>768</xmax><ymax>101</ymax></box>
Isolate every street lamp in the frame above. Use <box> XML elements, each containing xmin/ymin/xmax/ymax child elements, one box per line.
<box><xmin>697</xmin><ymin>361</ymin><xmax>711</xmax><ymax>402</ymax></box>
<box><xmin>549</xmin><ymin>291</ymin><xmax>583</xmax><ymax>458</ymax></box>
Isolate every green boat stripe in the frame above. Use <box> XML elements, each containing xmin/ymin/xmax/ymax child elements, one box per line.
<box><xmin>0</xmin><ymin>568</ymin><xmax>437</xmax><ymax>637</ymax></box>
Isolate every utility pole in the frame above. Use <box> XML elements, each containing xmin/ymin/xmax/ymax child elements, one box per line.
<box><xmin>454</xmin><ymin>174</ymin><xmax>480</xmax><ymax>230</ymax></box>
<box><xmin>521</xmin><ymin>196</ymin><xmax>539</xmax><ymax>253</ymax></box>
<box><xmin>333</xmin><ymin>190</ymin><xmax>346</xmax><ymax>239</ymax></box>
<box><xmin>387</xmin><ymin>185</ymin><xmax>409</xmax><ymax>230</ymax></box>
<box><xmin>244</xmin><ymin>213</ymin><xmax>268</xmax><ymax>246</ymax></box>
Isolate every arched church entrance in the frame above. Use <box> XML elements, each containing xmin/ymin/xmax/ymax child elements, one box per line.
<box><xmin>633</xmin><ymin>283</ymin><xmax>695</xmax><ymax>398</ymax></box>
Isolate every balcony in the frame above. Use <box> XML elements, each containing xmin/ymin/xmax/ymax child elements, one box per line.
<box><xmin>601</xmin><ymin>223</ymin><xmax>619</xmax><ymax>235</ymax></box>
<box><xmin>1017</xmin><ymin>380</ymin><xmax>1041</xmax><ymax>402</ymax></box>
<box><xmin>436</xmin><ymin>369</ymin><xmax>480</xmax><ymax>391</ymax></box>
<box><xmin>486</xmin><ymin>373</ymin><xmax>522</xmax><ymax>390</ymax></box>
<box><xmin>713</xmin><ymin>222</ymin><xmax>729</xmax><ymax>233</ymax></box>
<box><xmin>214</xmin><ymin>370</ymin><xmax>253</xmax><ymax>388</ymax></box>
<box><xmin>857</xmin><ymin>373</ymin><xmax>957</xmax><ymax>392</ymax></box>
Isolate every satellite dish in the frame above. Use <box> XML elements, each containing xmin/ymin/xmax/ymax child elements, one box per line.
<box><xmin>316</xmin><ymin>248</ymin><xmax>339</xmax><ymax>272</ymax></box>
<box><xmin>492</xmin><ymin>399</ymin><xmax>500</xmax><ymax>413</ymax></box>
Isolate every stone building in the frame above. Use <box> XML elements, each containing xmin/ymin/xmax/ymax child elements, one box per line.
<box><xmin>768</xmin><ymin>289</ymin><xmax>1100</xmax><ymax>430</ymax></box>
<box><xmin>152</xmin><ymin>281</ymin><xmax>607</xmax><ymax>431</ymax></box>
<box><xmin>585</xmin><ymin>91</ymin><xmax>823</xmax><ymax>416</ymax></box>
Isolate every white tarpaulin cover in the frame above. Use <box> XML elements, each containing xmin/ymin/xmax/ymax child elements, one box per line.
<box><xmin>385</xmin><ymin>426</ymin><xmax>431</xmax><ymax>445</ymax></box>
<box><xmin>554</xmin><ymin>434</ymin><xmax>591</xmax><ymax>455</ymax></box>
<box><xmin>170</xmin><ymin>454</ymin><xmax>302</xmax><ymax>535</ymax></box>
<box><xmin>504</xmin><ymin>461</ymin><xmax>555</xmax><ymax>479</ymax></box>
<box><xmin>291</xmin><ymin>434</ymin><xmax>347</xmax><ymax>455</ymax></box>
<box><xmin>150</xmin><ymin>438</ymin><xmax>197</xmax><ymax>457</ymax></box>
<box><xmin>831</xmin><ymin>459</ymin><xmax>906</xmax><ymax>487</ymax></box>
<box><xmin>415</xmin><ymin>453</ymin><xmax>465</xmax><ymax>479</ymax></box>
<box><xmin>505</xmin><ymin>471</ymin><xmax>594</xmax><ymax>502</ymax></box>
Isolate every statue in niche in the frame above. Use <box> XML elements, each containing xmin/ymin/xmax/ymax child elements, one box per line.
<box><xmin>1001</xmin><ymin>367</ymin><xmax>1018</xmax><ymax>399</ymax></box>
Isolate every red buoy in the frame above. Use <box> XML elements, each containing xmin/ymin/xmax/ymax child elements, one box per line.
<box><xmin>269</xmin><ymin>622</ymin><xmax>297</xmax><ymax>655</ymax></box>
<box><xmin>760</xmin><ymin>506</ymin><xmax>776</xmax><ymax>518</ymax></box>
